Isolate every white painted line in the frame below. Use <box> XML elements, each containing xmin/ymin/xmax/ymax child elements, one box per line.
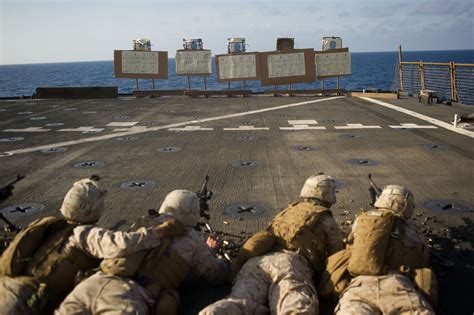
<box><xmin>334</xmin><ymin>123</ymin><xmax>382</xmax><ymax>130</ymax></box>
<box><xmin>58</xmin><ymin>127</ymin><xmax>105</xmax><ymax>132</ymax></box>
<box><xmin>106</xmin><ymin>122</ymin><xmax>139</xmax><ymax>127</ymax></box>
<box><xmin>2</xmin><ymin>96</ymin><xmax>343</xmax><ymax>156</ymax></box>
<box><xmin>112</xmin><ymin>126</ymin><xmax>149</xmax><ymax>132</ymax></box>
<box><xmin>280</xmin><ymin>126</ymin><xmax>326</xmax><ymax>130</ymax></box>
<box><xmin>389</xmin><ymin>123</ymin><xmax>438</xmax><ymax>129</ymax></box>
<box><xmin>360</xmin><ymin>97</ymin><xmax>474</xmax><ymax>138</ymax></box>
<box><xmin>287</xmin><ymin>120</ymin><xmax>318</xmax><ymax>125</ymax></box>
<box><xmin>224</xmin><ymin>126</ymin><xmax>270</xmax><ymax>131</ymax></box>
<box><xmin>168</xmin><ymin>126</ymin><xmax>214</xmax><ymax>131</ymax></box>
<box><xmin>3</xmin><ymin>127</ymin><xmax>51</xmax><ymax>133</ymax></box>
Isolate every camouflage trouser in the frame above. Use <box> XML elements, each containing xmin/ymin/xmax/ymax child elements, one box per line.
<box><xmin>55</xmin><ymin>271</ymin><xmax>152</xmax><ymax>315</ymax></box>
<box><xmin>0</xmin><ymin>276</ymin><xmax>36</xmax><ymax>315</ymax></box>
<box><xmin>335</xmin><ymin>274</ymin><xmax>435</xmax><ymax>315</ymax></box>
<box><xmin>200</xmin><ymin>250</ymin><xmax>318</xmax><ymax>315</ymax></box>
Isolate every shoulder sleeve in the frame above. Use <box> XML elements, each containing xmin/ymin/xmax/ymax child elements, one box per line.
<box><xmin>69</xmin><ymin>225</ymin><xmax>162</xmax><ymax>259</ymax></box>
<box><xmin>182</xmin><ymin>230</ymin><xmax>229</xmax><ymax>284</ymax></box>
<box><xmin>319</xmin><ymin>214</ymin><xmax>345</xmax><ymax>255</ymax></box>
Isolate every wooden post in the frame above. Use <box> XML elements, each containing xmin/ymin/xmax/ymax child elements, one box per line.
<box><xmin>204</xmin><ymin>76</ymin><xmax>207</xmax><ymax>90</ymax></box>
<box><xmin>187</xmin><ymin>76</ymin><xmax>191</xmax><ymax>90</ymax></box>
<box><xmin>136</xmin><ymin>79</ymin><xmax>139</xmax><ymax>90</ymax></box>
<box><xmin>228</xmin><ymin>81</ymin><xmax>231</xmax><ymax>90</ymax></box>
<box><xmin>420</xmin><ymin>61</ymin><xmax>425</xmax><ymax>91</ymax></box>
<box><xmin>450</xmin><ymin>61</ymin><xmax>458</xmax><ymax>102</ymax></box>
<box><xmin>398</xmin><ymin>45</ymin><xmax>404</xmax><ymax>91</ymax></box>
<box><xmin>152</xmin><ymin>79</ymin><xmax>155</xmax><ymax>90</ymax></box>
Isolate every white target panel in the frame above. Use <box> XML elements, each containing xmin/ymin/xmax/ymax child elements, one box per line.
<box><xmin>121</xmin><ymin>51</ymin><xmax>160</xmax><ymax>74</ymax></box>
<box><xmin>315</xmin><ymin>51</ymin><xmax>351</xmax><ymax>78</ymax></box>
<box><xmin>175</xmin><ymin>50</ymin><xmax>212</xmax><ymax>75</ymax></box>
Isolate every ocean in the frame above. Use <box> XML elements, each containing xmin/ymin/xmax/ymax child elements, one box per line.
<box><xmin>0</xmin><ymin>50</ymin><xmax>473</xmax><ymax>98</ymax></box>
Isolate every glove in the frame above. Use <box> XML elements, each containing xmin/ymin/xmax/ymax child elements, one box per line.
<box><xmin>155</xmin><ymin>219</ymin><xmax>185</xmax><ymax>238</ymax></box>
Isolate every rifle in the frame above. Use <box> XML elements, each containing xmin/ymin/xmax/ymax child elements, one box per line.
<box><xmin>196</xmin><ymin>175</ymin><xmax>213</xmax><ymax>220</ymax></box>
<box><xmin>0</xmin><ymin>174</ymin><xmax>25</xmax><ymax>204</ymax></box>
<box><xmin>0</xmin><ymin>174</ymin><xmax>25</xmax><ymax>253</ymax></box>
<box><xmin>368</xmin><ymin>173</ymin><xmax>382</xmax><ymax>206</ymax></box>
<box><xmin>195</xmin><ymin>175</ymin><xmax>242</xmax><ymax>262</ymax></box>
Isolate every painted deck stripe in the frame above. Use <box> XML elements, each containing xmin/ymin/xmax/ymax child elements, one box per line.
<box><xmin>280</xmin><ymin>126</ymin><xmax>326</xmax><ymax>130</ymax></box>
<box><xmin>3</xmin><ymin>127</ymin><xmax>51</xmax><ymax>132</ymax></box>
<box><xmin>334</xmin><ymin>123</ymin><xmax>381</xmax><ymax>130</ymax></box>
<box><xmin>2</xmin><ymin>96</ymin><xmax>344</xmax><ymax>156</ymax></box>
<box><xmin>224</xmin><ymin>126</ymin><xmax>270</xmax><ymax>131</ymax></box>
<box><xmin>360</xmin><ymin>97</ymin><xmax>474</xmax><ymax>138</ymax></box>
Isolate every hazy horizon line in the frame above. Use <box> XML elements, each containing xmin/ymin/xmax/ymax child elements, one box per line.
<box><xmin>1</xmin><ymin>48</ymin><xmax>473</xmax><ymax>66</ymax></box>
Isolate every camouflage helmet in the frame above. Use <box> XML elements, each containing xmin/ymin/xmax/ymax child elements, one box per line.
<box><xmin>158</xmin><ymin>190</ymin><xmax>200</xmax><ymax>227</ymax></box>
<box><xmin>300</xmin><ymin>174</ymin><xmax>337</xmax><ymax>204</ymax></box>
<box><xmin>60</xmin><ymin>176</ymin><xmax>108</xmax><ymax>223</ymax></box>
<box><xmin>374</xmin><ymin>185</ymin><xmax>415</xmax><ymax>218</ymax></box>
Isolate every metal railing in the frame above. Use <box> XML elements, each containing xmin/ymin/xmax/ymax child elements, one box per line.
<box><xmin>398</xmin><ymin>61</ymin><xmax>474</xmax><ymax>105</ymax></box>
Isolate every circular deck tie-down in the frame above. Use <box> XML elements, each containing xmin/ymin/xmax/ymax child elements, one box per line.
<box><xmin>119</xmin><ymin>180</ymin><xmax>156</xmax><ymax>190</ymax></box>
<box><xmin>224</xmin><ymin>203</ymin><xmax>268</xmax><ymax>219</ymax></box>
<box><xmin>348</xmin><ymin>159</ymin><xmax>379</xmax><ymax>166</ymax></box>
<box><xmin>73</xmin><ymin>160</ymin><xmax>106</xmax><ymax>169</ymax></box>
<box><xmin>423</xmin><ymin>200</ymin><xmax>471</xmax><ymax>213</ymax></box>
<box><xmin>157</xmin><ymin>147</ymin><xmax>183</xmax><ymax>153</ymax></box>
<box><xmin>0</xmin><ymin>203</ymin><xmax>45</xmax><ymax>218</ymax></box>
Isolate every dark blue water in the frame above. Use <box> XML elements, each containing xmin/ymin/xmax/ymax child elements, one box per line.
<box><xmin>0</xmin><ymin>50</ymin><xmax>473</xmax><ymax>98</ymax></box>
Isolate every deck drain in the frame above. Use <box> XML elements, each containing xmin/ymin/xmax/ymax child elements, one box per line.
<box><xmin>232</xmin><ymin>160</ymin><xmax>262</xmax><ymax>167</ymax></box>
<box><xmin>119</xmin><ymin>180</ymin><xmax>156</xmax><ymax>190</ymax></box>
<box><xmin>236</xmin><ymin>135</ymin><xmax>256</xmax><ymax>141</ymax></box>
<box><xmin>73</xmin><ymin>160</ymin><xmax>106</xmax><ymax>169</ymax></box>
<box><xmin>83</xmin><ymin>111</ymin><xmax>97</xmax><ymax>114</ymax></box>
<box><xmin>291</xmin><ymin>145</ymin><xmax>317</xmax><ymax>152</ymax></box>
<box><xmin>30</xmin><ymin>116</ymin><xmax>47</xmax><ymax>120</ymax></box>
<box><xmin>423</xmin><ymin>200</ymin><xmax>471</xmax><ymax>213</ymax></box>
<box><xmin>41</xmin><ymin>147</ymin><xmax>68</xmax><ymax>153</ymax></box>
<box><xmin>114</xmin><ymin>115</ymin><xmax>130</xmax><ymax>119</ymax></box>
<box><xmin>45</xmin><ymin>123</ymin><xmax>64</xmax><ymax>127</ymax></box>
<box><xmin>0</xmin><ymin>203</ymin><xmax>45</xmax><ymax>218</ymax></box>
<box><xmin>225</xmin><ymin>203</ymin><xmax>268</xmax><ymax>219</ymax></box>
<box><xmin>0</xmin><ymin>137</ymin><xmax>24</xmax><ymax>142</ymax></box>
<box><xmin>342</xmin><ymin>134</ymin><xmax>364</xmax><ymax>139</ymax></box>
<box><xmin>142</xmin><ymin>121</ymin><xmax>160</xmax><ymax>126</ymax></box>
<box><xmin>348</xmin><ymin>159</ymin><xmax>379</xmax><ymax>166</ymax></box>
<box><xmin>421</xmin><ymin>144</ymin><xmax>448</xmax><ymax>150</ymax></box>
<box><xmin>17</xmin><ymin>111</ymin><xmax>33</xmax><ymax>115</ymax></box>
<box><xmin>115</xmin><ymin>136</ymin><xmax>138</xmax><ymax>141</ymax></box>
<box><xmin>157</xmin><ymin>146</ymin><xmax>182</xmax><ymax>153</ymax></box>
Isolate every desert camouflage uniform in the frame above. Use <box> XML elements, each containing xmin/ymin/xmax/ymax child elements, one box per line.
<box><xmin>336</xmin><ymin>213</ymin><xmax>433</xmax><ymax>315</ymax></box>
<box><xmin>336</xmin><ymin>273</ymin><xmax>435</xmax><ymax>315</ymax></box>
<box><xmin>56</xmin><ymin>227</ymin><xmax>228</xmax><ymax>315</ymax></box>
<box><xmin>200</xmin><ymin>214</ymin><xmax>343</xmax><ymax>315</ymax></box>
<box><xmin>0</xmin><ymin>225</ymin><xmax>162</xmax><ymax>315</ymax></box>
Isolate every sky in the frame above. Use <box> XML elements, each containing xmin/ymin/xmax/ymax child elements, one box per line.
<box><xmin>0</xmin><ymin>0</ymin><xmax>473</xmax><ymax>65</ymax></box>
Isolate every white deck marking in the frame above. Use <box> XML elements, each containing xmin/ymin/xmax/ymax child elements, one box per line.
<box><xmin>3</xmin><ymin>127</ymin><xmax>51</xmax><ymax>133</ymax></box>
<box><xmin>58</xmin><ymin>127</ymin><xmax>105</xmax><ymax>132</ymax></box>
<box><xmin>360</xmin><ymin>97</ymin><xmax>474</xmax><ymax>138</ymax></box>
<box><xmin>389</xmin><ymin>123</ymin><xmax>438</xmax><ymax>129</ymax></box>
<box><xmin>106</xmin><ymin>122</ymin><xmax>139</xmax><ymax>127</ymax></box>
<box><xmin>280</xmin><ymin>126</ymin><xmax>326</xmax><ymax>130</ymax></box>
<box><xmin>2</xmin><ymin>96</ymin><xmax>343</xmax><ymax>156</ymax></box>
<box><xmin>280</xmin><ymin>119</ymin><xmax>325</xmax><ymax>130</ymax></box>
<box><xmin>334</xmin><ymin>123</ymin><xmax>382</xmax><ymax>130</ymax></box>
<box><xmin>112</xmin><ymin>126</ymin><xmax>149</xmax><ymax>132</ymax></box>
<box><xmin>168</xmin><ymin>126</ymin><xmax>214</xmax><ymax>131</ymax></box>
<box><xmin>287</xmin><ymin>120</ymin><xmax>318</xmax><ymax>125</ymax></box>
<box><xmin>224</xmin><ymin>126</ymin><xmax>270</xmax><ymax>131</ymax></box>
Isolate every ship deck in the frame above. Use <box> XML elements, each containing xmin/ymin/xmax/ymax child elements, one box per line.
<box><xmin>0</xmin><ymin>95</ymin><xmax>473</xmax><ymax>314</ymax></box>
